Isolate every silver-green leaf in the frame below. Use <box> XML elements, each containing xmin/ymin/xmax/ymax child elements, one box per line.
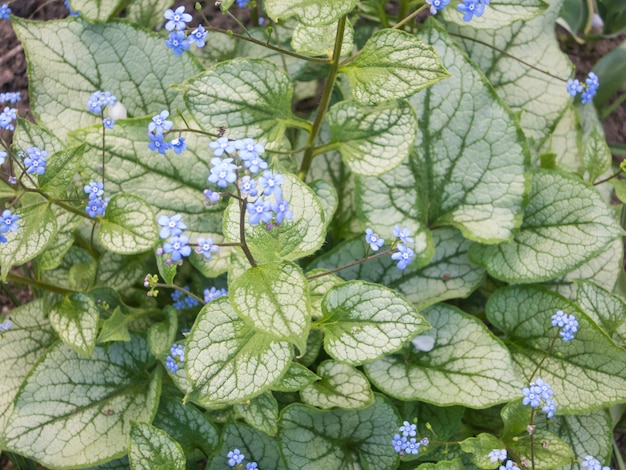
<box><xmin>265</xmin><ymin>0</ymin><xmax>359</xmax><ymax>26</ymax></box>
<box><xmin>128</xmin><ymin>422</ymin><xmax>185</xmax><ymax>470</ymax></box>
<box><xmin>49</xmin><ymin>293</ymin><xmax>99</xmax><ymax>357</ymax></box>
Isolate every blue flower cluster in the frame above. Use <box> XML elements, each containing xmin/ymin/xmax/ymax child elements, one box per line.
<box><xmin>522</xmin><ymin>378</ymin><xmax>557</xmax><ymax>419</ymax></box>
<box><xmin>425</xmin><ymin>0</ymin><xmax>489</xmax><ymax>21</ymax></box>
<box><xmin>1</xmin><ymin>209</ymin><xmax>18</xmax><ymax>244</ymax></box>
<box><xmin>0</xmin><ymin>318</ymin><xmax>12</xmax><ymax>331</ymax></box>
<box><xmin>163</xmin><ymin>6</ymin><xmax>207</xmax><ymax>55</ymax></box>
<box><xmin>84</xmin><ymin>181</ymin><xmax>109</xmax><ymax>218</ymax></box>
<box><xmin>165</xmin><ymin>343</ymin><xmax>184</xmax><ymax>373</ymax></box>
<box><xmin>391</xmin><ymin>225</ymin><xmax>415</xmax><ymax>270</ymax></box>
<box><xmin>236</xmin><ymin>0</ymin><xmax>250</xmax><ymax>7</ymax></box>
<box><xmin>87</xmin><ymin>90</ymin><xmax>116</xmax><ymax>115</ymax></box>
<box><xmin>551</xmin><ymin>310</ymin><xmax>578</xmax><ymax>342</ymax></box>
<box><xmin>204</xmin><ymin>286</ymin><xmax>228</xmax><ymax>303</ymax></box>
<box><xmin>157</xmin><ymin>213</ymin><xmax>220</xmax><ymax>265</ymax></box>
<box><xmin>65</xmin><ymin>0</ymin><xmax>80</xmax><ymax>16</ymax></box>
<box><xmin>0</xmin><ymin>4</ymin><xmax>10</xmax><ymax>20</ymax></box>
<box><xmin>0</xmin><ymin>91</ymin><xmax>20</xmax><ymax>104</ymax></box>
<box><xmin>582</xmin><ymin>455</ymin><xmax>612</xmax><ymax>470</ymax></box>
<box><xmin>488</xmin><ymin>449</ymin><xmax>507</xmax><ymax>463</ymax></box>
<box><xmin>0</xmin><ymin>106</ymin><xmax>17</xmax><ymax>131</ymax></box>
<box><xmin>205</xmin><ymin>136</ymin><xmax>293</xmax><ymax>229</ymax></box>
<box><xmin>171</xmin><ymin>287</ymin><xmax>200</xmax><ymax>310</ymax></box>
<box><xmin>499</xmin><ymin>461</ymin><xmax>516</xmax><ymax>470</ymax></box>
<box><xmin>365</xmin><ymin>228</ymin><xmax>384</xmax><ymax>251</ymax></box>
<box><xmin>147</xmin><ymin>110</ymin><xmax>187</xmax><ymax>155</ymax></box>
<box><xmin>23</xmin><ymin>147</ymin><xmax>48</xmax><ymax>175</ymax></box>
<box><xmin>567</xmin><ymin>72</ymin><xmax>599</xmax><ymax>104</ymax></box>
<box><xmin>226</xmin><ymin>448</ymin><xmax>258</xmax><ymax>469</ymax></box>
<box><xmin>391</xmin><ymin>421</ymin><xmax>429</xmax><ymax>456</ymax></box>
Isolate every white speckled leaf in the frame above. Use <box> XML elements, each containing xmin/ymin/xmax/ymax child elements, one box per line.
<box><xmin>327</xmin><ymin>100</ymin><xmax>417</xmax><ymax>176</ymax></box>
<box><xmin>186</xmin><ymin>298</ymin><xmax>292</xmax><ymax>407</ymax></box>
<box><xmin>469</xmin><ymin>169</ymin><xmax>624</xmax><ymax>283</ymax></box>
<box><xmin>14</xmin><ymin>117</ymin><xmax>64</xmax><ymax>155</ymax></box>
<box><xmin>36</xmin><ymin>208</ymin><xmax>81</xmax><ymax>271</ymax></box>
<box><xmin>442</xmin><ymin>0</ymin><xmax>547</xmax><ymax>30</ymax></box>
<box><xmin>539</xmin><ymin>105</ymin><xmax>582</xmax><ymax>172</ymax></box>
<box><xmin>551</xmin><ymin>411</ymin><xmax>613</xmax><ymax>468</ymax></box>
<box><xmin>235</xmin><ymin>392</ymin><xmax>279</xmax><ymax>436</ymax></box>
<box><xmin>37</xmin><ymin>145</ymin><xmax>85</xmax><ymax>199</ymax></box>
<box><xmin>487</xmin><ymin>286</ymin><xmax>626</xmax><ymax>413</ymax></box>
<box><xmin>0</xmin><ymin>300</ymin><xmax>56</xmax><ymax>447</ymax></box>
<box><xmin>98</xmin><ymin>193</ymin><xmax>158</xmax><ymax>255</ymax></box>
<box><xmin>128</xmin><ymin>422</ymin><xmax>185</xmax><ymax>470</ymax></box>
<box><xmin>4</xmin><ymin>335</ymin><xmax>161</xmax><ymax>469</ymax></box>
<box><xmin>301</xmin><ymin>360</ymin><xmax>373</xmax><ymax>410</ymax></box>
<box><xmin>447</xmin><ymin>0</ymin><xmax>572</xmax><ymax>149</ymax></box>
<box><xmin>13</xmin><ymin>17</ymin><xmax>201</xmax><ymax>140</ymax></box>
<box><xmin>320</xmin><ymin>281</ymin><xmax>429</xmax><ymax>365</ymax></box>
<box><xmin>68</xmin><ymin>0</ymin><xmax>124</xmax><ymax>21</ymax></box>
<box><xmin>223</xmin><ymin>173</ymin><xmax>325</xmax><ymax>264</ymax></box>
<box><xmin>364</xmin><ymin>303</ymin><xmax>522</xmax><ymax>407</ymax></box>
<box><xmin>272</xmin><ymin>363</ymin><xmax>320</xmax><ymax>392</ymax></box>
<box><xmin>308</xmin><ymin>179</ymin><xmax>337</xmax><ymax>228</ymax></box>
<box><xmin>49</xmin><ymin>293</ymin><xmax>99</xmax><ymax>357</ymax></box>
<box><xmin>127</xmin><ymin>0</ymin><xmax>172</xmax><ymax>28</ymax></box>
<box><xmin>400</xmin><ymin>21</ymin><xmax>527</xmax><ymax>243</ymax></box>
<box><xmin>231</xmin><ymin>261</ymin><xmax>310</xmax><ymax>350</ymax></box>
<box><xmin>583</xmin><ymin>127</ymin><xmax>612</xmax><ymax>183</ymax></box>
<box><xmin>183</xmin><ymin>59</ymin><xmax>297</xmax><ymax>142</ymax></box>
<box><xmin>278</xmin><ymin>395</ymin><xmax>400</xmax><ymax>470</ymax></box>
<box><xmin>0</xmin><ymin>200</ymin><xmax>57</xmax><ymax>281</ymax></box>
<box><xmin>291</xmin><ymin>20</ymin><xmax>354</xmax><ymax>56</ymax></box>
<box><xmin>147</xmin><ymin>307</ymin><xmax>178</xmax><ymax>358</ymax></box>
<box><xmin>309</xmin><ymin>228</ymin><xmax>485</xmax><ymax>310</ymax></box>
<box><xmin>96</xmin><ymin>252</ymin><xmax>145</xmax><ymax>292</ymax></box>
<box><xmin>340</xmin><ymin>29</ymin><xmax>449</xmax><ymax>105</ymax></box>
<box><xmin>265</xmin><ymin>0</ymin><xmax>358</xmax><ymax>25</ymax></box>
<box><xmin>575</xmin><ymin>280</ymin><xmax>626</xmax><ymax>346</ymax></box>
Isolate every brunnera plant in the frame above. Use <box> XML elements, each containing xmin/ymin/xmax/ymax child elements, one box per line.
<box><xmin>0</xmin><ymin>0</ymin><xmax>624</xmax><ymax>469</ymax></box>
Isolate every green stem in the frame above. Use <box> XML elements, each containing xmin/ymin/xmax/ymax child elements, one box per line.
<box><xmin>600</xmin><ymin>91</ymin><xmax>626</xmax><ymax>120</ymax></box>
<box><xmin>7</xmin><ymin>273</ymin><xmax>77</xmax><ymax>296</ymax></box>
<box><xmin>312</xmin><ymin>142</ymin><xmax>341</xmax><ymax>157</ymax></box>
<box><xmin>528</xmin><ymin>333</ymin><xmax>559</xmax><ymax>382</ymax></box>
<box><xmin>613</xmin><ymin>438</ymin><xmax>626</xmax><ymax>470</ymax></box>
<box><xmin>154</xmin><ymin>283</ymin><xmax>204</xmax><ymax>305</ymax></box>
<box><xmin>377</xmin><ymin>2</ymin><xmax>390</xmax><ymax>28</ymax></box>
<box><xmin>398</xmin><ymin>0</ymin><xmax>409</xmax><ymax>24</ymax></box>
<box><xmin>0</xmin><ymin>281</ymin><xmax>20</xmax><ymax>307</ymax></box>
<box><xmin>306</xmin><ymin>248</ymin><xmax>393</xmax><ymax>281</ymax></box>
<box><xmin>593</xmin><ymin>172</ymin><xmax>620</xmax><ymax>186</ymax></box>
<box><xmin>298</xmin><ymin>16</ymin><xmax>347</xmax><ymax>180</ymax></box>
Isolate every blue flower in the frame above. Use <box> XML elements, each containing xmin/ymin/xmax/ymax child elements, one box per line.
<box><xmin>0</xmin><ymin>106</ymin><xmax>16</xmax><ymax>130</ymax></box>
<box><xmin>247</xmin><ymin>197</ymin><xmax>273</xmax><ymax>225</ymax></box>
<box><xmin>148</xmin><ymin>133</ymin><xmax>171</xmax><ymax>154</ymax></box>
<box><xmin>391</xmin><ymin>434</ymin><xmax>407</xmax><ymax>453</ymax></box>
<box><xmin>24</xmin><ymin>147</ymin><xmax>48</xmax><ymax>175</ymax></box>
<box><xmin>0</xmin><ymin>4</ymin><xmax>10</xmax><ymax>20</ymax></box>
<box><xmin>393</xmin><ymin>226</ymin><xmax>414</xmax><ymax>244</ymax></box>
<box><xmin>170</xmin><ymin>137</ymin><xmax>186</xmax><ymax>155</ymax></box>
<box><xmin>552</xmin><ymin>311</ymin><xmax>578</xmax><ymax>342</ymax></box>
<box><xmin>522</xmin><ymin>379</ymin><xmax>557</xmax><ymax>418</ymax></box>
<box><xmin>0</xmin><ymin>91</ymin><xmax>20</xmax><ymax>104</ymax></box>
<box><xmin>542</xmin><ymin>399</ymin><xmax>557</xmax><ymax>419</ymax></box>
<box><xmin>65</xmin><ymin>0</ymin><xmax>80</xmax><ymax>15</ymax></box>
<box><xmin>488</xmin><ymin>449</ymin><xmax>507</xmax><ymax>462</ymax></box>
<box><xmin>189</xmin><ymin>24</ymin><xmax>207</xmax><ymax>48</ymax></box>
<box><xmin>165</xmin><ymin>30</ymin><xmax>190</xmax><ymax>56</ymax></box>
<box><xmin>399</xmin><ymin>420</ymin><xmax>417</xmax><ymax>437</ymax></box>
<box><xmin>171</xmin><ymin>290</ymin><xmax>187</xmax><ymax>310</ymax></box>
<box><xmin>203</xmin><ymin>189</ymin><xmax>221</xmax><ymax>205</ymax></box>
<box><xmin>85</xmin><ymin>197</ymin><xmax>107</xmax><ymax>218</ymax></box>
<box><xmin>365</xmin><ymin>228</ymin><xmax>384</xmax><ymax>251</ymax></box>
<box><xmin>1</xmin><ymin>209</ymin><xmax>19</xmax><ymax>233</ymax></box>
<box><xmin>164</xmin><ymin>6</ymin><xmax>192</xmax><ymax>31</ymax></box>
<box><xmin>149</xmin><ymin>110</ymin><xmax>173</xmax><ymax>135</ymax></box>
<box><xmin>163</xmin><ymin>235</ymin><xmax>192</xmax><ymax>262</ymax></box>
<box><xmin>499</xmin><ymin>461</ymin><xmax>516</xmax><ymax>470</ymax></box>
<box><xmin>208</xmin><ymin>157</ymin><xmax>238</xmax><ymax>188</ymax></box>
<box><xmin>84</xmin><ymin>181</ymin><xmax>104</xmax><ymax>200</ymax></box>
<box><xmin>0</xmin><ymin>319</ymin><xmax>12</xmax><ymax>331</ymax></box>
<box><xmin>582</xmin><ymin>455</ymin><xmax>611</xmax><ymax>469</ymax></box>
<box><xmin>581</xmin><ymin>72</ymin><xmax>600</xmax><ymax>104</ymax></box>
<box><xmin>0</xmin><ymin>150</ymin><xmax>6</xmax><ymax>165</ymax></box>
<box><xmin>103</xmin><ymin>117</ymin><xmax>115</xmax><ymax>129</ymax></box>
<box><xmin>534</xmin><ymin>378</ymin><xmax>554</xmax><ymax>401</ymax></box>
<box><xmin>237</xmin><ymin>0</ymin><xmax>250</xmax><ymax>7</ymax></box>
<box><xmin>457</xmin><ymin>0</ymin><xmax>486</xmax><ymax>21</ymax></box>
<box><xmin>195</xmin><ymin>237</ymin><xmax>219</xmax><ymax>260</ymax></box>
<box><xmin>404</xmin><ymin>438</ymin><xmax>421</xmax><ymax>455</ymax></box>
<box><xmin>165</xmin><ymin>356</ymin><xmax>178</xmax><ymax>372</ymax></box>
<box><xmin>246</xmin><ymin>463</ymin><xmax>258</xmax><ymax>470</ymax></box>
<box><xmin>227</xmin><ymin>448</ymin><xmax>245</xmax><ymax>467</ymax></box>
<box><xmin>170</xmin><ymin>343</ymin><xmax>184</xmax><ymax>361</ymax></box>
<box><xmin>272</xmin><ymin>199</ymin><xmax>293</xmax><ymax>225</ymax></box>
<box><xmin>204</xmin><ymin>287</ymin><xmax>228</xmax><ymax>303</ymax></box>
<box><xmin>235</xmin><ymin>138</ymin><xmax>266</xmax><ymax>163</ymax></box>
<box><xmin>209</xmin><ymin>136</ymin><xmax>236</xmax><ymax>157</ymax></box>
<box><xmin>239</xmin><ymin>175</ymin><xmax>258</xmax><ymax>198</ymax></box>
<box><xmin>391</xmin><ymin>243</ymin><xmax>414</xmax><ymax>270</ymax></box>
<box><xmin>425</xmin><ymin>0</ymin><xmax>450</xmax><ymax>14</ymax></box>
<box><xmin>257</xmin><ymin>171</ymin><xmax>284</xmax><ymax>198</ymax></box>
<box><xmin>566</xmin><ymin>79</ymin><xmax>583</xmax><ymax>97</ymax></box>
<box><xmin>522</xmin><ymin>385</ymin><xmax>541</xmax><ymax>408</ymax></box>
<box><xmin>157</xmin><ymin>213</ymin><xmax>187</xmax><ymax>239</ymax></box>
<box><xmin>87</xmin><ymin>91</ymin><xmax>116</xmax><ymax>114</ymax></box>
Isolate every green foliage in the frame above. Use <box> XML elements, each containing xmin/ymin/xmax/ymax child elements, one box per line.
<box><xmin>1</xmin><ymin>0</ymin><xmax>624</xmax><ymax>468</ymax></box>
